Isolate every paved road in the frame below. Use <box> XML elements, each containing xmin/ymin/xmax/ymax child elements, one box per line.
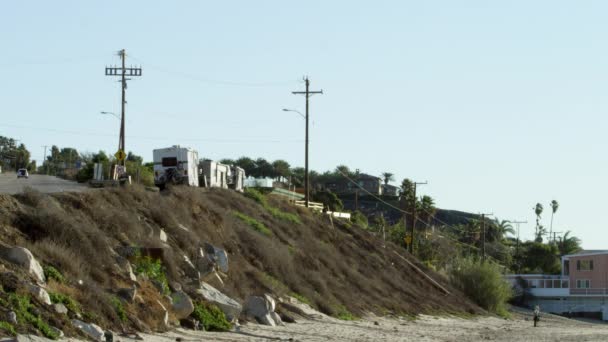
<box><xmin>0</xmin><ymin>173</ymin><xmax>88</xmax><ymax>194</ymax></box>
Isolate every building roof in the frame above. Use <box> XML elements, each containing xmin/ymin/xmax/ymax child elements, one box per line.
<box><xmin>562</xmin><ymin>250</ymin><xmax>608</xmax><ymax>258</ymax></box>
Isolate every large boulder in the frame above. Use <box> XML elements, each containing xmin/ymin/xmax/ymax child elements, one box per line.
<box><xmin>26</xmin><ymin>284</ymin><xmax>51</xmax><ymax>306</ymax></box>
<box><xmin>195</xmin><ymin>282</ymin><xmax>241</xmax><ymax>322</ymax></box>
<box><xmin>1</xmin><ymin>247</ymin><xmax>45</xmax><ymax>284</ymax></box>
<box><xmin>244</xmin><ymin>294</ymin><xmax>283</xmax><ymax>326</ymax></box>
<box><xmin>72</xmin><ymin>319</ymin><xmax>105</xmax><ymax>341</ymax></box>
<box><xmin>171</xmin><ymin>290</ymin><xmax>194</xmax><ymax>319</ymax></box>
<box><xmin>203</xmin><ymin>243</ymin><xmax>229</xmax><ymax>273</ymax></box>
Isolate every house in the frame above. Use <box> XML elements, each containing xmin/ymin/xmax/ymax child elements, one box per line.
<box><xmin>506</xmin><ymin>250</ymin><xmax>608</xmax><ymax>320</ymax></box>
<box><xmin>325</xmin><ymin>173</ymin><xmax>383</xmax><ymax>196</ymax></box>
<box><xmin>382</xmin><ymin>183</ymin><xmax>401</xmax><ymax>197</ymax></box>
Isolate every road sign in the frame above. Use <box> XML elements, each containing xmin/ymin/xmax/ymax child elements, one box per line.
<box><xmin>404</xmin><ymin>235</ymin><xmax>412</xmax><ymax>245</ymax></box>
<box><xmin>115</xmin><ymin>149</ymin><xmax>126</xmax><ymax>161</ymax></box>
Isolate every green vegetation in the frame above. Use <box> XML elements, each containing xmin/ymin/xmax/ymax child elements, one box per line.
<box><xmin>43</xmin><ymin>265</ymin><xmax>65</xmax><ymax>283</ymax></box>
<box><xmin>111</xmin><ymin>297</ymin><xmax>128</xmax><ymax>322</ymax></box>
<box><xmin>191</xmin><ymin>302</ymin><xmax>232</xmax><ymax>331</ymax></box>
<box><xmin>244</xmin><ymin>188</ymin><xmax>302</xmax><ymax>224</ymax></box>
<box><xmin>133</xmin><ymin>255</ymin><xmax>170</xmax><ymax>295</ymax></box>
<box><xmin>290</xmin><ymin>292</ymin><xmax>311</xmax><ymax>305</ymax></box>
<box><xmin>350</xmin><ymin>210</ymin><xmax>368</xmax><ymax>228</ymax></box>
<box><xmin>8</xmin><ymin>293</ymin><xmax>59</xmax><ymax>339</ymax></box>
<box><xmin>335</xmin><ymin>305</ymin><xmax>357</xmax><ymax>320</ymax></box>
<box><xmin>234</xmin><ymin>211</ymin><xmax>272</xmax><ymax>236</ymax></box>
<box><xmin>448</xmin><ymin>257</ymin><xmax>512</xmax><ymax>317</ymax></box>
<box><xmin>0</xmin><ymin>321</ymin><xmax>16</xmax><ymax>336</ymax></box>
<box><xmin>49</xmin><ymin>292</ymin><xmax>80</xmax><ymax>314</ymax></box>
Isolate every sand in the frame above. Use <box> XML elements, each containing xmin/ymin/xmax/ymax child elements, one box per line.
<box><xmin>111</xmin><ymin>307</ymin><xmax>608</xmax><ymax>342</ymax></box>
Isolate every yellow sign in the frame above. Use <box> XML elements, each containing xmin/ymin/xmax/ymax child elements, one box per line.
<box><xmin>115</xmin><ymin>149</ymin><xmax>127</xmax><ymax>161</ymax></box>
<box><xmin>404</xmin><ymin>235</ymin><xmax>412</xmax><ymax>245</ymax></box>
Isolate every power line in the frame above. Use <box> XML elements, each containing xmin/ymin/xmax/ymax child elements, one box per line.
<box><xmin>129</xmin><ymin>55</ymin><xmax>298</xmax><ymax>87</ymax></box>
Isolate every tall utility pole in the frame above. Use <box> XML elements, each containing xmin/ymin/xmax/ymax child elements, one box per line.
<box><xmin>105</xmin><ymin>49</ymin><xmax>142</xmax><ymax>167</ymax></box>
<box><xmin>480</xmin><ymin>213</ymin><xmax>493</xmax><ymax>262</ymax></box>
<box><xmin>42</xmin><ymin>145</ymin><xmax>48</xmax><ymax>175</ymax></box>
<box><xmin>292</xmin><ymin>77</ymin><xmax>323</xmax><ymax>207</ymax></box>
<box><xmin>509</xmin><ymin>220</ymin><xmax>527</xmax><ymax>272</ymax></box>
<box><xmin>409</xmin><ymin>181</ymin><xmax>428</xmax><ymax>254</ymax></box>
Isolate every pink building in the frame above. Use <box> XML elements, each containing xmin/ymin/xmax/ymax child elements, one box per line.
<box><xmin>506</xmin><ymin>250</ymin><xmax>608</xmax><ymax>320</ymax></box>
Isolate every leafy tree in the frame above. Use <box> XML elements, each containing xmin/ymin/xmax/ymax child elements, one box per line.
<box><xmin>335</xmin><ymin>165</ymin><xmax>352</xmax><ymax>177</ymax></box>
<box><xmin>255</xmin><ymin>158</ymin><xmax>273</xmax><ymax>178</ymax></box>
<box><xmin>235</xmin><ymin>157</ymin><xmax>256</xmax><ymax>176</ymax></box>
<box><xmin>312</xmin><ymin>190</ymin><xmax>343</xmax><ymax>212</ymax></box>
<box><xmin>219</xmin><ymin>158</ymin><xmax>236</xmax><ymax>165</ymax></box>
<box><xmin>487</xmin><ymin>219</ymin><xmax>515</xmax><ymax>243</ymax></box>
<box><xmin>126</xmin><ymin>151</ymin><xmax>143</xmax><ymax>164</ymax></box>
<box><xmin>520</xmin><ymin>242</ymin><xmax>560</xmax><ymax>274</ymax></box>
<box><xmin>272</xmin><ymin>159</ymin><xmax>291</xmax><ymax>180</ymax></box>
<box><xmin>0</xmin><ymin>136</ymin><xmax>30</xmax><ymax>170</ymax></box>
<box><xmin>417</xmin><ymin>195</ymin><xmax>436</xmax><ymax>227</ymax></box>
<box><xmin>556</xmin><ymin>231</ymin><xmax>581</xmax><ymax>256</ymax></box>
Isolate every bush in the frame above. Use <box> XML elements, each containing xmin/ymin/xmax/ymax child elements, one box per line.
<box><xmin>0</xmin><ymin>321</ymin><xmax>16</xmax><ymax>336</ymax></box>
<box><xmin>191</xmin><ymin>302</ymin><xmax>232</xmax><ymax>331</ymax></box>
<box><xmin>43</xmin><ymin>265</ymin><xmax>65</xmax><ymax>283</ymax></box>
<box><xmin>448</xmin><ymin>257</ymin><xmax>512</xmax><ymax>317</ymax></box>
<box><xmin>8</xmin><ymin>293</ymin><xmax>59</xmax><ymax>339</ymax></box>
<box><xmin>49</xmin><ymin>292</ymin><xmax>80</xmax><ymax>314</ymax></box>
<box><xmin>111</xmin><ymin>297</ymin><xmax>128</xmax><ymax>322</ymax></box>
<box><xmin>134</xmin><ymin>255</ymin><xmax>170</xmax><ymax>295</ymax></box>
<box><xmin>244</xmin><ymin>188</ymin><xmax>301</xmax><ymax>224</ymax></box>
<box><xmin>234</xmin><ymin>211</ymin><xmax>272</xmax><ymax>236</ymax></box>
<box><xmin>350</xmin><ymin>211</ymin><xmax>368</xmax><ymax>228</ymax></box>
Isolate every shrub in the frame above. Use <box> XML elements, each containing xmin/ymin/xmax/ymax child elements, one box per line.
<box><xmin>0</xmin><ymin>321</ymin><xmax>16</xmax><ymax>336</ymax></box>
<box><xmin>290</xmin><ymin>292</ymin><xmax>311</xmax><ymax>305</ymax></box>
<box><xmin>133</xmin><ymin>256</ymin><xmax>170</xmax><ymax>295</ymax></box>
<box><xmin>448</xmin><ymin>257</ymin><xmax>512</xmax><ymax>317</ymax></box>
<box><xmin>8</xmin><ymin>293</ymin><xmax>59</xmax><ymax>339</ymax></box>
<box><xmin>335</xmin><ymin>305</ymin><xmax>357</xmax><ymax>320</ymax></box>
<box><xmin>191</xmin><ymin>302</ymin><xmax>232</xmax><ymax>331</ymax></box>
<box><xmin>233</xmin><ymin>211</ymin><xmax>272</xmax><ymax>236</ymax></box>
<box><xmin>350</xmin><ymin>211</ymin><xmax>368</xmax><ymax>228</ymax></box>
<box><xmin>49</xmin><ymin>292</ymin><xmax>80</xmax><ymax>314</ymax></box>
<box><xmin>244</xmin><ymin>189</ymin><xmax>301</xmax><ymax>224</ymax></box>
<box><xmin>43</xmin><ymin>265</ymin><xmax>65</xmax><ymax>283</ymax></box>
<box><xmin>111</xmin><ymin>297</ymin><xmax>128</xmax><ymax>322</ymax></box>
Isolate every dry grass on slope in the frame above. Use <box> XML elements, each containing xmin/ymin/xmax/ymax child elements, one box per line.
<box><xmin>0</xmin><ymin>186</ymin><xmax>479</xmax><ymax>333</ymax></box>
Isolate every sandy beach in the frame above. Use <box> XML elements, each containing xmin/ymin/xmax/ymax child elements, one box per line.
<box><xmin>107</xmin><ymin>307</ymin><xmax>608</xmax><ymax>342</ymax></box>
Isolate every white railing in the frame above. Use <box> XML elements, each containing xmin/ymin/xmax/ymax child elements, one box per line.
<box><xmin>570</xmin><ymin>288</ymin><xmax>608</xmax><ymax>296</ymax></box>
<box><xmin>294</xmin><ymin>200</ymin><xmax>324</xmax><ymax>211</ymax></box>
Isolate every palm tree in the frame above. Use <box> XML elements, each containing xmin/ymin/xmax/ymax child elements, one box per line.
<box><xmin>381</xmin><ymin>172</ymin><xmax>394</xmax><ymax>185</ymax></box>
<box><xmin>549</xmin><ymin>200</ymin><xmax>559</xmax><ymax>242</ymax></box>
<box><xmin>490</xmin><ymin>219</ymin><xmax>515</xmax><ymax>242</ymax></box>
<box><xmin>556</xmin><ymin>231</ymin><xmax>581</xmax><ymax>256</ymax></box>
<box><xmin>534</xmin><ymin>203</ymin><xmax>544</xmax><ymax>242</ymax></box>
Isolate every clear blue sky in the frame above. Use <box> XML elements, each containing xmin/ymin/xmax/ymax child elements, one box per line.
<box><xmin>1</xmin><ymin>1</ymin><xmax>607</xmax><ymax>248</ymax></box>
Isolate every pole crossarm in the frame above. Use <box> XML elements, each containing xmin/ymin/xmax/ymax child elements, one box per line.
<box><xmin>105</xmin><ymin>67</ymin><xmax>142</xmax><ymax>77</ymax></box>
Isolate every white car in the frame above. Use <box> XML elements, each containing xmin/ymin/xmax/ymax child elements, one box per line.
<box><xmin>17</xmin><ymin>169</ymin><xmax>29</xmax><ymax>179</ymax></box>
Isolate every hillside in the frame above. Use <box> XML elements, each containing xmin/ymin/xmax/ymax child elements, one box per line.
<box><xmin>0</xmin><ymin>186</ymin><xmax>479</xmax><ymax>339</ymax></box>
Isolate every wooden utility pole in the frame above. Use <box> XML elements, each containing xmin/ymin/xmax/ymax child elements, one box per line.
<box><xmin>480</xmin><ymin>213</ymin><xmax>493</xmax><ymax>262</ymax></box>
<box><xmin>509</xmin><ymin>220</ymin><xmax>527</xmax><ymax>273</ymax></box>
<box><xmin>105</xmin><ymin>49</ymin><xmax>142</xmax><ymax>168</ymax></box>
<box><xmin>409</xmin><ymin>181</ymin><xmax>427</xmax><ymax>254</ymax></box>
<box><xmin>292</xmin><ymin>77</ymin><xmax>323</xmax><ymax>207</ymax></box>
<box><xmin>42</xmin><ymin>145</ymin><xmax>48</xmax><ymax>175</ymax></box>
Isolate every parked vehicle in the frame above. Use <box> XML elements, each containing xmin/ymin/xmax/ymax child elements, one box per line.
<box><xmin>17</xmin><ymin>169</ymin><xmax>29</xmax><ymax>179</ymax></box>
<box><xmin>153</xmin><ymin>146</ymin><xmax>245</xmax><ymax>192</ymax></box>
<box><xmin>153</xmin><ymin>146</ymin><xmax>199</xmax><ymax>189</ymax></box>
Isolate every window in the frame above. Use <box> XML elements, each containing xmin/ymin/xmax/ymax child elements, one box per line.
<box><xmin>576</xmin><ymin>279</ymin><xmax>591</xmax><ymax>289</ymax></box>
<box><xmin>576</xmin><ymin>260</ymin><xmax>594</xmax><ymax>271</ymax></box>
<box><xmin>162</xmin><ymin>157</ymin><xmax>177</xmax><ymax>167</ymax></box>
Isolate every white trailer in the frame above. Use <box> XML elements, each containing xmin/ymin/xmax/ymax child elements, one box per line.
<box><xmin>153</xmin><ymin>146</ymin><xmax>199</xmax><ymax>189</ymax></box>
<box><xmin>200</xmin><ymin>160</ymin><xmax>230</xmax><ymax>189</ymax></box>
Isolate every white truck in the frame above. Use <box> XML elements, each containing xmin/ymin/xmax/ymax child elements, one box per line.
<box><xmin>153</xmin><ymin>146</ymin><xmax>199</xmax><ymax>189</ymax></box>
